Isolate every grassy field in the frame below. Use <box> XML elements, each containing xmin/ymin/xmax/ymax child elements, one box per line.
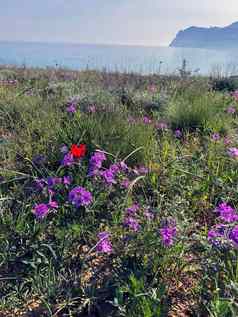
<box><xmin>0</xmin><ymin>66</ymin><xmax>238</xmax><ymax>316</ymax></box>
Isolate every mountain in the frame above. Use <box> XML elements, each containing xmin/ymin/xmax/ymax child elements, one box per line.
<box><xmin>170</xmin><ymin>22</ymin><xmax>238</xmax><ymax>49</ymax></box>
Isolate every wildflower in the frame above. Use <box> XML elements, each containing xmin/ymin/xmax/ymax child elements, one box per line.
<box><xmin>208</xmin><ymin>224</ymin><xmax>225</xmax><ymax>242</ymax></box>
<box><xmin>121</xmin><ymin>178</ymin><xmax>130</xmax><ymax>189</ymax></box>
<box><xmin>160</xmin><ymin>225</ymin><xmax>177</xmax><ymax>247</ymax></box>
<box><xmin>70</xmin><ymin>144</ymin><xmax>86</xmax><ymax>158</ymax></box>
<box><xmin>229</xmin><ymin>225</ymin><xmax>238</xmax><ymax>245</ymax></box>
<box><xmin>88</xmin><ymin>151</ymin><xmax>107</xmax><ymax>176</ymax></box>
<box><xmin>211</xmin><ymin>133</ymin><xmax>220</xmax><ymax>141</ymax></box>
<box><xmin>123</xmin><ymin>216</ymin><xmax>140</xmax><ymax>231</ymax></box>
<box><xmin>66</xmin><ymin>102</ymin><xmax>77</xmax><ymax>113</ymax></box>
<box><xmin>126</xmin><ymin>203</ymin><xmax>140</xmax><ymax>215</ymax></box>
<box><xmin>63</xmin><ymin>176</ymin><xmax>72</xmax><ymax>185</ymax></box>
<box><xmin>96</xmin><ymin>231</ymin><xmax>113</xmax><ymax>254</ymax></box>
<box><xmin>47</xmin><ymin>177</ymin><xmax>62</xmax><ymax>188</ymax></box>
<box><xmin>134</xmin><ymin>166</ymin><xmax>149</xmax><ymax>175</ymax></box>
<box><xmin>174</xmin><ymin>129</ymin><xmax>182</xmax><ymax>138</ymax></box>
<box><xmin>48</xmin><ymin>201</ymin><xmax>59</xmax><ymax>209</ymax></box>
<box><xmin>34</xmin><ymin>178</ymin><xmax>46</xmax><ymax>191</ymax></box>
<box><xmin>226</xmin><ymin>106</ymin><xmax>236</xmax><ymax>114</ymax></box>
<box><xmin>215</xmin><ymin>202</ymin><xmax>238</xmax><ymax>223</ymax></box>
<box><xmin>143</xmin><ymin>116</ymin><xmax>152</xmax><ymax>124</ymax></box>
<box><xmin>68</xmin><ymin>186</ymin><xmax>93</xmax><ymax>207</ymax></box>
<box><xmin>101</xmin><ymin>169</ymin><xmax>116</xmax><ymax>185</ymax></box>
<box><xmin>228</xmin><ymin>147</ymin><xmax>238</xmax><ymax>158</ymax></box>
<box><xmin>223</xmin><ymin>136</ymin><xmax>231</xmax><ymax>146</ymax></box>
<box><xmin>61</xmin><ymin>153</ymin><xmax>74</xmax><ymax>167</ymax></box>
<box><xmin>33</xmin><ymin>203</ymin><xmax>49</xmax><ymax>219</ymax></box>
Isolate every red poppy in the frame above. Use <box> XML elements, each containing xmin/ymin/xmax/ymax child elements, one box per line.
<box><xmin>70</xmin><ymin>144</ymin><xmax>86</xmax><ymax>158</ymax></box>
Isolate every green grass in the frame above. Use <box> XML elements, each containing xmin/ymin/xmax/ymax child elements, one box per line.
<box><xmin>0</xmin><ymin>67</ymin><xmax>238</xmax><ymax>316</ymax></box>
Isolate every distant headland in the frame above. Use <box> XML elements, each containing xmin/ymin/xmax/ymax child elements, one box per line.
<box><xmin>170</xmin><ymin>21</ymin><xmax>238</xmax><ymax>49</ymax></box>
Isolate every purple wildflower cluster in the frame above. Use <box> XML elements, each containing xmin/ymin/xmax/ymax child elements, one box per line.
<box><xmin>96</xmin><ymin>231</ymin><xmax>113</xmax><ymax>254</ymax></box>
<box><xmin>123</xmin><ymin>203</ymin><xmax>140</xmax><ymax>232</ymax></box>
<box><xmin>174</xmin><ymin>129</ymin><xmax>182</xmax><ymax>138</ymax></box>
<box><xmin>66</xmin><ymin>101</ymin><xmax>77</xmax><ymax>113</ymax></box>
<box><xmin>160</xmin><ymin>221</ymin><xmax>177</xmax><ymax>247</ymax></box>
<box><xmin>33</xmin><ymin>201</ymin><xmax>58</xmax><ymax>219</ymax></box>
<box><xmin>215</xmin><ymin>202</ymin><xmax>238</xmax><ymax>223</ymax></box>
<box><xmin>208</xmin><ymin>202</ymin><xmax>238</xmax><ymax>248</ymax></box>
<box><xmin>228</xmin><ymin>147</ymin><xmax>238</xmax><ymax>159</ymax></box>
<box><xmin>211</xmin><ymin>133</ymin><xmax>220</xmax><ymax>142</ymax></box>
<box><xmin>88</xmin><ymin>151</ymin><xmax>107</xmax><ymax>176</ymax></box>
<box><xmin>68</xmin><ymin>186</ymin><xmax>93</xmax><ymax>207</ymax></box>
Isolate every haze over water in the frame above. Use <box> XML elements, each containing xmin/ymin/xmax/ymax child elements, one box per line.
<box><xmin>1</xmin><ymin>41</ymin><xmax>238</xmax><ymax>75</ymax></box>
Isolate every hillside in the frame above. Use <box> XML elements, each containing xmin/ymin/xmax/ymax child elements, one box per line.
<box><xmin>170</xmin><ymin>21</ymin><xmax>238</xmax><ymax>49</ymax></box>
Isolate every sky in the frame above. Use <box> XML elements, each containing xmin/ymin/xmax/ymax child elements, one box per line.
<box><xmin>1</xmin><ymin>0</ymin><xmax>238</xmax><ymax>46</ymax></box>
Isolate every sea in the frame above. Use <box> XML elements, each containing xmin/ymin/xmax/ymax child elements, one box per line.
<box><xmin>1</xmin><ymin>41</ymin><xmax>238</xmax><ymax>76</ymax></box>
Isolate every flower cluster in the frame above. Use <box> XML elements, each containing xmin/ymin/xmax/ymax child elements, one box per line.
<box><xmin>96</xmin><ymin>231</ymin><xmax>113</xmax><ymax>254</ymax></box>
<box><xmin>33</xmin><ymin>201</ymin><xmax>58</xmax><ymax>219</ymax></box>
<box><xmin>228</xmin><ymin>147</ymin><xmax>238</xmax><ymax>159</ymax></box>
<box><xmin>68</xmin><ymin>186</ymin><xmax>93</xmax><ymax>207</ymax></box>
<box><xmin>208</xmin><ymin>202</ymin><xmax>238</xmax><ymax>248</ymax></box>
<box><xmin>160</xmin><ymin>221</ymin><xmax>177</xmax><ymax>247</ymax></box>
<box><xmin>123</xmin><ymin>203</ymin><xmax>140</xmax><ymax>232</ymax></box>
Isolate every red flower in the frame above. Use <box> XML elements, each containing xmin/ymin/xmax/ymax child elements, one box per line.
<box><xmin>70</xmin><ymin>144</ymin><xmax>86</xmax><ymax>158</ymax></box>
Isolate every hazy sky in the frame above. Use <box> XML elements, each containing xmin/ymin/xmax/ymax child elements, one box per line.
<box><xmin>1</xmin><ymin>0</ymin><xmax>238</xmax><ymax>46</ymax></box>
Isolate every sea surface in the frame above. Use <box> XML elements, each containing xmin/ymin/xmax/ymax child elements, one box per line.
<box><xmin>1</xmin><ymin>41</ymin><xmax>238</xmax><ymax>75</ymax></box>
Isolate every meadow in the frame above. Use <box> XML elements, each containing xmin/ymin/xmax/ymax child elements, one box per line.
<box><xmin>0</xmin><ymin>66</ymin><xmax>238</xmax><ymax>316</ymax></box>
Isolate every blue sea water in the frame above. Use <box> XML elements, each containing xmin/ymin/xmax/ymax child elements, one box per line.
<box><xmin>0</xmin><ymin>41</ymin><xmax>238</xmax><ymax>75</ymax></box>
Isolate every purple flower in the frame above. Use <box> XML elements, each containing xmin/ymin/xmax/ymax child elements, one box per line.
<box><xmin>34</xmin><ymin>178</ymin><xmax>46</xmax><ymax>191</ymax></box>
<box><xmin>48</xmin><ymin>201</ymin><xmax>59</xmax><ymax>209</ymax></box>
<box><xmin>215</xmin><ymin>202</ymin><xmax>238</xmax><ymax>223</ymax></box>
<box><xmin>143</xmin><ymin>116</ymin><xmax>152</xmax><ymax>124</ymax></box>
<box><xmin>160</xmin><ymin>225</ymin><xmax>177</xmax><ymax>247</ymax></box>
<box><xmin>224</xmin><ymin>136</ymin><xmax>231</xmax><ymax>146</ymax></box>
<box><xmin>66</xmin><ymin>102</ymin><xmax>77</xmax><ymax>113</ymax></box>
<box><xmin>63</xmin><ymin>176</ymin><xmax>72</xmax><ymax>185</ymax></box>
<box><xmin>121</xmin><ymin>178</ymin><xmax>130</xmax><ymax>189</ymax></box>
<box><xmin>174</xmin><ymin>129</ymin><xmax>182</xmax><ymax>138</ymax></box>
<box><xmin>228</xmin><ymin>147</ymin><xmax>238</xmax><ymax>158</ymax></box>
<box><xmin>88</xmin><ymin>151</ymin><xmax>107</xmax><ymax>176</ymax></box>
<box><xmin>68</xmin><ymin>186</ymin><xmax>93</xmax><ymax>207</ymax></box>
<box><xmin>123</xmin><ymin>216</ymin><xmax>140</xmax><ymax>231</ymax></box>
<box><xmin>126</xmin><ymin>203</ymin><xmax>140</xmax><ymax>215</ymax></box>
<box><xmin>33</xmin><ymin>203</ymin><xmax>49</xmax><ymax>219</ymax></box>
<box><xmin>101</xmin><ymin>169</ymin><xmax>116</xmax><ymax>185</ymax></box>
<box><xmin>211</xmin><ymin>133</ymin><xmax>220</xmax><ymax>142</ymax></box>
<box><xmin>229</xmin><ymin>225</ymin><xmax>238</xmax><ymax>245</ymax></box>
<box><xmin>96</xmin><ymin>231</ymin><xmax>113</xmax><ymax>254</ymax></box>
<box><xmin>47</xmin><ymin>177</ymin><xmax>62</xmax><ymax>188</ymax></box>
<box><xmin>61</xmin><ymin>153</ymin><xmax>74</xmax><ymax>167</ymax></box>
<box><xmin>226</xmin><ymin>106</ymin><xmax>236</xmax><ymax>114</ymax></box>
<box><xmin>134</xmin><ymin>166</ymin><xmax>149</xmax><ymax>175</ymax></box>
